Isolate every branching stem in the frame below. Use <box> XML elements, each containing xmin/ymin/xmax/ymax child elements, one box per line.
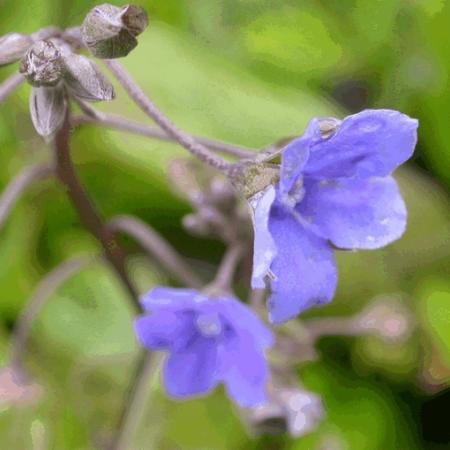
<box><xmin>0</xmin><ymin>73</ymin><xmax>25</xmax><ymax>104</ymax></box>
<box><xmin>52</xmin><ymin>109</ymin><xmax>142</xmax><ymax>312</ymax></box>
<box><xmin>10</xmin><ymin>256</ymin><xmax>92</xmax><ymax>371</ymax></box>
<box><xmin>72</xmin><ymin>112</ymin><xmax>256</xmax><ymax>159</ymax></box>
<box><xmin>105</xmin><ymin>60</ymin><xmax>233</xmax><ymax>173</ymax></box>
<box><xmin>109</xmin><ymin>215</ymin><xmax>203</xmax><ymax>289</ymax></box>
<box><xmin>0</xmin><ymin>163</ymin><xmax>53</xmax><ymax>232</ymax></box>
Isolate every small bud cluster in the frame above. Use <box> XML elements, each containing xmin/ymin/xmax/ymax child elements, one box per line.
<box><xmin>169</xmin><ymin>159</ymin><xmax>249</xmax><ymax>243</ymax></box>
<box><xmin>0</xmin><ymin>3</ymin><xmax>148</xmax><ymax>137</ymax></box>
<box><xmin>20</xmin><ymin>38</ymin><xmax>116</xmax><ymax>137</ymax></box>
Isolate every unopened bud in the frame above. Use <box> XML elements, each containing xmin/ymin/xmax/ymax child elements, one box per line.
<box><xmin>182</xmin><ymin>214</ymin><xmax>210</xmax><ymax>236</ymax></box>
<box><xmin>82</xmin><ymin>3</ymin><xmax>148</xmax><ymax>59</ymax></box>
<box><xmin>209</xmin><ymin>176</ymin><xmax>236</xmax><ymax>208</ymax></box>
<box><xmin>244</xmin><ymin>387</ymin><xmax>324</xmax><ymax>438</ymax></box>
<box><xmin>62</xmin><ymin>54</ymin><xmax>115</xmax><ymax>101</ymax></box>
<box><xmin>278</xmin><ymin>388</ymin><xmax>323</xmax><ymax>437</ymax></box>
<box><xmin>0</xmin><ymin>33</ymin><xmax>32</xmax><ymax>66</ymax></box>
<box><xmin>29</xmin><ymin>85</ymin><xmax>67</xmax><ymax>137</ymax></box>
<box><xmin>20</xmin><ymin>40</ymin><xmax>63</xmax><ymax>87</ymax></box>
<box><xmin>358</xmin><ymin>297</ymin><xmax>413</xmax><ymax>343</ymax></box>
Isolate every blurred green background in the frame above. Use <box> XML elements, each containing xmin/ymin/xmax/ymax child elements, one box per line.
<box><xmin>1</xmin><ymin>0</ymin><xmax>450</xmax><ymax>449</ymax></box>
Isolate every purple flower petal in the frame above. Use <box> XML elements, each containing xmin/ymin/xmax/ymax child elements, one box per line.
<box><xmin>268</xmin><ymin>205</ymin><xmax>337</xmax><ymax>323</ymax></box>
<box><xmin>163</xmin><ymin>335</ymin><xmax>219</xmax><ymax>398</ymax></box>
<box><xmin>279</xmin><ymin>118</ymin><xmax>321</xmax><ymax>198</ymax></box>
<box><xmin>220</xmin><ymin>333</ymin><xmax>269</xmax><ymax>407</ymax></box>
<box><xmin>134</xmin><ymin>311</ymin><xmax>192</xmax><ymax>350</ymax></box>
<box><xmin>140</xmin><ymin>287</ymin><xmax>204</xmax><ymax>311</ymax></box>
<box><xmin>298</xmin><ymin>176</ymin><xmax>407</xmax><ymax>249</ymax></box>
<box><xmin>251</xmin><ymin>186</ymin><xmax>277</xmax><ymax>289</ymax></box>
<box><xmin>218</xmin><ymin>298</ymin><xmax>274</xmax><ymax>348</ymax></box>
<box><xmin>135</xmin><ymin>288</ymin><xmax>272</xmax><ymax>405</ymax></box>
<box><xmin>303</xmin><ymin>109</ymin><xmax>418</xmax><ymax>179</ymax></box>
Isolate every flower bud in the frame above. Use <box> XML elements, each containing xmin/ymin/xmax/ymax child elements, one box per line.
<box><xmin>20</xmin><ymin>40</ymin><xmax>63</xmax><ymax>87</ymax></box>
<box><xmin>62</xmin><ymin>54</ymin><xmax>115</xmax><ymax>101</ymax></box>
<box><xmin>243</xmin><ymin>387</ymin><xmax>324</xmax><ymax>438</ymax></box>
<box><xmin>182</xmin><ymin>214</ymin><xmax>210</xmax><ymax>236</ymax></box>
<box><xmin>278</xmin><ymin>388</ymin><xmax>323</xmax><ymax>437</ymax></box>
<box><xmin>0</xmin><ymin>33</ymin><xmax>32</xmax><ymax>66</ymax></box>
<box><xmin>357</xmin><ymin>296</ymin><xmax>413</xmax><ymax>343</ymax></box>
<box><xmin>209</xmin><ymin>176</ymin><xmax>236</xmax><ymax>209</ymax></box>
<box><xmin>29</xmin><ymin>85</ymin><xmax>67</xmax><ymax>137</ymax></box>
<box><xmin>82</xmin><ymin>3</ymin><xmax>148</xmax><ymax>59</ymax></box>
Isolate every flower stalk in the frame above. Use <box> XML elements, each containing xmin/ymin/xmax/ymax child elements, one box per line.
<box><xmin>52</xmin><ymin>107</ymin><xmax>142</xmax><ymax>312</ymax></box>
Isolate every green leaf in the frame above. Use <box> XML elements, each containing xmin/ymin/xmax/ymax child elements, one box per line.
<box><xmin>418</xmin><ymin>279</ymin><xmax>450</xmax><ymax>367</ymax></box>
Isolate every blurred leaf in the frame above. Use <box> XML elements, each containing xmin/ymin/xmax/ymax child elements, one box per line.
<box><xmin>418</xmin><ymin>279</ymin><xmax>450</xmax><ymax>368</ymax></box>
<box><xmin>37</xmin><ymin>263</ymin><xmax>147</xmax><ymax>358</ymax></box>
<box><xmin>242</xmin><ymin>8</ymin><xmax>343</xmax><ymax>76</ymax></box>
<box><xmin>298</xmin><ymin>363</ymin><xmax>421</xmax><ymax>450</ymax></box>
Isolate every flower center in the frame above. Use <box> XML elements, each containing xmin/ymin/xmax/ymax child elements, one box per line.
<box><xmin>195</xmin><ymin>313</ymin><xmax>222</xmax><ymax>337</ymax></box>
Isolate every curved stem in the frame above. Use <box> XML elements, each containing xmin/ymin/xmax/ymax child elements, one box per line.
<box><xmin>109</xmin><ymin>352</ymin><xmax>156</xmax><ymax>450</ymax></box>
<box><xmin>0</xmin><ymin>73</ymin><xmax>25</xmax><ymax>104</ymax></box>
<box><xmin>210</xmin><ymin>243</ymin><xmax>244</xmax><ymax>292</ymax></box>
<box><xmin>10</xmin><ymin>256</ymin><xmax>92</xmax><ymax>371</ymax></box>
<box><xmin>109</xmin><ymin>215</ymin><xmax>203</xmax><ymax>289</ymax></box>
<box><xmin>0</xmin><ymin>163</ymin><xmax>53</xmax><ymax>232</ymax></box>
<box><xmin>304</xmin><ymin>317</ymin><xmax>362</xmax><ymax>340</ymax></box>
<box><xmin>52</xmin><ymin>110</ymin><xmax>142</xmax><ymax>312</ymax></box>
<box><xmin>105</xmin><ymin>60</ymin><xmax>232</xmax><ymax>173</ymax></box>
<box><xmin>72</xmin><ymin>113</ymin><xmax>256</xmax><ymax>159</ymax></box>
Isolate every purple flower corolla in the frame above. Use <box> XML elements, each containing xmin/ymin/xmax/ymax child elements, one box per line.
<box><xmin>134</xmin><ymin>287</ymin><xmax>273</xmax><ymax>407</ymax></box>
<box><xmin>252</xmin><ymin>109</ymin><xmax>418</xmax><ymax>324</ymax></box>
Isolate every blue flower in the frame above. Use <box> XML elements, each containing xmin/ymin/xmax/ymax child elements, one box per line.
<box><xmin>134</xmin><ymin>287</ymin><xmax>273</xmax><ymax>407</ymax></box>
<box><xmin>252</xmin><ymin>109</ymin><xmax>418</xmax><ymax>324</ymax></box>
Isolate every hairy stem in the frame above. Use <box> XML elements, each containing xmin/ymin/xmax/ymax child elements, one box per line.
<box><xmin>72</xmin><ymin>113</ymin><xmax>256</xmax><ymax>159</ymax></box>
<box><xmin>109</xmin><ymin>215</ymin><xmax>203</xmax><ymax>289</ymax></box>
<box><xmin>0</xmin><ymin>163</ymin><xmax>53</xmax><ymax>232</ymax></box>
<box><xmin>105</xmin><ymin>60</ymin><xmax>232</xmax><ymax>172</ymax></box>
<box><xmin>10</xmin><ymin>256</ymin><xmax>92</xmax><ymax>371</ymax></box>
<box><xmin>52</xmin><ymin>110</ymin><xmax>142</xmax><ymax>312</ymax></box>
<box><xmin>0</xmin><ymin>73</ymin><xmax>25</xmax><ymax>104</ymax></box>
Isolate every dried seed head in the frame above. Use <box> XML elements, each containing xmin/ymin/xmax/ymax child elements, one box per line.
<box><xmin>82</xmin><ymin>3</ymin><xmax>148</xmax><ymax>59</ymax></box>
<box><xmin>62</xmin><ymin>54</ymin><xmax>115</xmax><ymax>101</ymax></box>
<box><xmin>0</xmin><ymin>33</ymin><xmax>32</xmax><ymax>66</ymax></box>
<box><xmin>29</xmin><ymin>85</ymin><xmax>67</xmax><ymax>137</ymax></box>
<box><xmin>20</xmin><ymin>40</ymin><xmax>63</xmax><ymax>87</ymax></box>
<box><xmin>120</xmin><ymin>5</ymin><xmax>148</xmax><ymax>36</ymax></box>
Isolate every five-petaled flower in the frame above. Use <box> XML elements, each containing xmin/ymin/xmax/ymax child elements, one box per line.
<box><xmin>252</xmin><ymin>109</ymin><xmax>418</xmax><ymax>324</ymax></box>
<box><xmin>134</xmin><ymin>287</ymin><xmax>273</xmax><ymax>407</ymax></box>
